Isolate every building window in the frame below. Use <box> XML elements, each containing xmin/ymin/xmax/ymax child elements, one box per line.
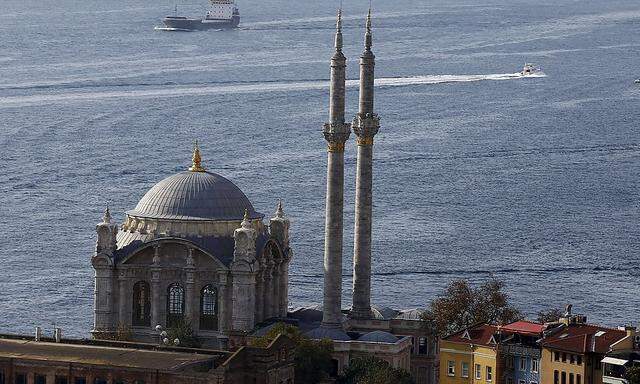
<box><xmin>562</xmin><ymin>353</ymin><xmax>567</xmax><ymax>363</ymax></box>
<box><xmin>55</xmin><ymin>377</ymin><xmax>68</xmax><ymax>384</ymax></box>
<box><xmin>0</xmin><ymin>370</ymin><xmax>4</xmax><ymax>384</ymax></box>
<box><xmin>132</xmin><ymin>281</ymin><xmax>151</xmax><ymax>326</ymax></box>
<box><xmin>73</xmin><ymin>379</ymin><xmax>86</xmax><ymax>384</ymax></box>
<box><xmin>200</xmin><ymin>284</ymin><xmax>218</xmax><ymax>330</ymax></box>
<box><xmin>554</xmin><ymin>352</ymin><xmax>560</xmax><ymax>361</ymax></box>
<box><xmin>166</xmin><ymin>283</ymin><xmax>185</xmax><ymax>326</ymax></box>
<box><xmin>570</xmin><ymin>373</ymin><xmax>574</xmax><ymax>384</ymax></box>
<box><xmin>462</xmin><ymin>362</ymin><xmax>469</xmax><ymax>378</ymax></box>
<box><xmin>532</xmin><ymin>359</ymin><xmax>539</xmax><ymax>373</ymax></box>
<box><xmin>577</xmin><ymin>374</ymin><xmax>581</xmax><ymax>384</ymax></box>
<box><xmin>475</xmin><ymin>364</ymin><xmax>482</xmax><ymax>380</ymax></box>
<box><xmin>15</xmin><ymin>374</ymin><xmax>26</xmax><ymax>384</ymax></box>
<box><xmin>486</xmin><ymin>366</ymin><xmax>493</xmax><ymax>382</ymax></box>
<box><xmin>448</xmin><ymin>360</ymin><xmax>455</xmax><ymax>376</ymax></box>
<box><xmin>554</xmin><ymin>370</ymin><xmax>559</xmax><ymax>384</ymax></box>
<box><xmin>520</xmin><ymin>357</ymin><xmax>527</xmax><ymax>371</ymax></box>
<box><xmin>561</xmin><ymin>371</ymin><xmax>567</xmax><ymax>384</ymax></box>
<box><xmin>94</xmin><ymin>379</ymin><xmax>107</xmax><ymax>384</ymax></box>
<box><xmin>419</xmin><ymin>337</ymin><xmax>428</xmax><ymax>355</ymax></box>
<box><xmin>520</xmin><ymin>381</ymin><xmax>526</xmax><ymax>384</ymax></box>
<box><xmin>35</xmin><ymin>375</ymin><xmax>46</xmax><ymax>384</ymax></box>
<box><xmin>570</xmin><ymin>354</ymin><xmax>575</xmax><ymax>364</ymax></box>
<box><xmin>577</xmin><ymin>356</ymin><xmax>582</xmax><ymax>365</ymax></box>
<box><xmin>508</xmin><ymin>378</ymin><xmax>513</xmax><ymax>384</ymax></box>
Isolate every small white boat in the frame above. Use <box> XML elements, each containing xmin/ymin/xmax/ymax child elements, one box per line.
<box><xmin>521</xmin><ymin>63</ymin><xmax>541</xmax><ymax>76</ymax></box>
<box><xmin>635</xmin><ymin>79</ymin><xmax>640</xmax><ymax>84</ymax></box>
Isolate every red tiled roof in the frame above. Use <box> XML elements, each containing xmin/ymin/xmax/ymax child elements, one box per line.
<box><xmin>541</xmin><ymin>324</ymin><xmax>626</xmax><ymax>354</ymax></box>
<box><xmin>502</xmin><ymin>321</ymin><xmax>545</xmax><ymax>336</ymax></box>
<box><xmin>443</xmin><ymin>324</ymin><xmax>499</xmax><ymax>347</ymax></box>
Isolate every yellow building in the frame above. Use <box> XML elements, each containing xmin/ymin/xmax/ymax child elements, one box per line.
<box><xmin>440</xmin><ymin>324</ymin><xmax>500</xmax><ymax>384</ymax></box>
<box><xmin>540</xmin><ymin>315</ymin><xmax>627</xmax><ymax>384</ymax></box>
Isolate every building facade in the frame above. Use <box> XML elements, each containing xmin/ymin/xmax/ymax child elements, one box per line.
<box><xmin>92</xmin><ymin>145</ymin><xmax>292</xmax><ymax>348</ymax></box>
<box><xmin>0</xmin><ymin>333</ymin><xmax>295</xmax><ymax>384</ymax></box>
<box><xmin>540</xmin><ymin>311</ymin><xmax>627</xmax><ymax>384</ymax></box>
<box><xmin>439</xmin><ymin>324</ymin><xmax>500</xmax><ymax>384</ymax></box>
<box><xmin>501</xmin><ymin>321</ymin><xmax>545</xmax><ymax>384</ymax></box>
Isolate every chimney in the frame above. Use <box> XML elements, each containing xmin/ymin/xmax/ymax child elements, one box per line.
<box><xmin>34</xmin><ymin>326</ymin><xmax>42</xmax><ymax>342</ymax></box>
<box><xmin>54</xmin><ymin>327</ymin><xmax>62</xmax><ymax>343</ymax></box>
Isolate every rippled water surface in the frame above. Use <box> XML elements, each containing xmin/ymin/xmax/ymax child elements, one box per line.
<box><xmin>0</xmin><ymin>0</ymin><xmax>638</xmax><ymax>337</ymax></box>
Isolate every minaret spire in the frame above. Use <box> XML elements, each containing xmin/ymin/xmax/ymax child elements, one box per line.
<box><xmin>319</xmin><ymin>6</ymin><xmax>351</xmax><ymax>332</ymax></box>
<box><xmin>351</xmin><ymin>6</ymin><xmax>380</xmax><ymax>320</ymax></box>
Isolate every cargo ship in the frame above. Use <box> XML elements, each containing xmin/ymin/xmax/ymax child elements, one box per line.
<box><xmin>162</xmin><ymin>0</ymin><xmax>240</xmax><ymax>31</ymax></box>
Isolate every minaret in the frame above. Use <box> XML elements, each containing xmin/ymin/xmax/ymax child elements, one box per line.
<box><xmin>351</xmin><ymin>8</ymin><xmax>380</xmax><ymax>320</ymax></box>
<box><xmin>321</xmin><ymin>8</ymin><xmax>351</xmax><ymax>329</ymax></box>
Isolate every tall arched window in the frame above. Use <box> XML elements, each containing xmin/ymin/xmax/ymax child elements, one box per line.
<box><xmin>200</xmin><ymin>285</ymin><xmax>218</xmax><ymax>330</ymax></box>
<box><xmin>132</xmin><ymin>281</ymin><xmax>151</xmax><ymax>326</ymax></box>
<box><xmin>166</xmin><ymin>283</ymin><xmax>185</xmax><ymax>327</ymax></box>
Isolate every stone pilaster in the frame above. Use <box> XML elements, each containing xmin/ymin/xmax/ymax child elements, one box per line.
<box><xmin>118</xmin><ymin>272</ymin><xmax>128</xmax><ymax>326</ymax></box>
<box><xmin>321</xmin><ymin>9</ymin><xmax>351</xmax><ymax>329</ymax></box>
<box><xmin>231</xmin><ymin>211</ymin><xmax>258</xmax><ymax>332</ymax></box>
<box><xmin>270</xmin><ymin>201</ymin><xmax>292</xmax><ymax>317</ymax></box>
<box><xmin>184</xmin><ymin>247</ymin><xmax>196</xmax><ymax>326</ymax></box>
<box><xmin>218</xmin><ymin>271</ymin><xmax>230</xmax><ymax>333</ymax></box>
<box><xmin>150</xmin><ymin>244</ymin><xmax>162</xmax><ymax>328</ymax></box>
<box><xmin>351</xmin><ymin>9</ymin><xmax>379</xmax><ymax>320</ymax></box>
<box><xmin>92</xmin><ymin>206</ymin><xmax>118</xmax><ymax>333</ymax></box>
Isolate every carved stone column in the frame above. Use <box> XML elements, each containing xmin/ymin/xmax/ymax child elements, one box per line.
<box><xmin>272</xmin><ymin>264</ymin><xmax>281</xmax><ymax>318</ymax></box>
<box><xmin>184</xmin><ymin>247</ymin><xmax>196</xmax><ymax>329</ymax></box>
<box><xmin>150</xmin><ymin>244</ymin><xmax>162</xmax><ymax>327</ymax></box>
<box><xmin>255</xmin><ymin>270</ymin><xmax>264</xmax><ymax>322</ymax></box>
<box><xmin>93</xmin><ymin>265</ymin><xmax>114</xmax><ymax>332</ymax></box>
<box><xmin>118</xmin><ymin>271</ymin><xmax>128</xmax><ymax>326</ymax></box>
<box><xmin>218</xmin><ymin>271</ymin><xmax>230</xmax><ymax>333</ymax></box>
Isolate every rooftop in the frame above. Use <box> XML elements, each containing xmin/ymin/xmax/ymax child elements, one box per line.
<box><xmin>541</xmin><ymin>324</ymin><xmax>627</xmax><ymax>354</ymax></box>
<box><xmin>0</xmin><ymin>334</ymin><xmax>227</xmax><ymax>372</ymax></box>
<box><xmin>443</xmin><ymin>324</ymin><xmax>499</xmax><ymax>347</ymax></box>
<box><xmin>502</xmin><ymin>321</ymin><xmax>545</xmax><ymax>336</ymax></box>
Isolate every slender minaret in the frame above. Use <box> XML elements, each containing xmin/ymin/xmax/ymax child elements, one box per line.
<box><xmin>321</xmin><ymin>8</ymin><xmax>351</xmax><ymax>329</ymax></box>
<box><xmin>351</xmin><ymin>8</ymin><xmax>380</xmax><ymax>320</ymax></box>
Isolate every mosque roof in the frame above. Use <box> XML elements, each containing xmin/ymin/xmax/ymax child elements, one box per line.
<box><xmin>126</xmin><ymin>144</ymin><xmax>262</xmax><ymax>222</ymax></box>
<box><xmin>305</xmin><ymin>327</ymin><xmax>351</xmax><ymax>341</ymax></box>
<box><xmin>357</xmin><ymin>331</ymin><xmax>399</xmax><ymax>343</ymax></box>
<box><xmin>127</xmin><ymin>171</ymin><xmax>261</xmax><ymax>221</ymax></box>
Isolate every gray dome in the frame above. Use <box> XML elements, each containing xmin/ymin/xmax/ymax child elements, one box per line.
<box><xmin>357</xmin><ymin>331</ymin><xmax>399</xmax><ymax>343</ymax></box>
<box><xmin>127</xmin><ymin>171</ymin><xmax>261</xmax><ymax>221</ymax></box>
<box><xmin>305</xmin><ymin>327</ymin><xmax>351</xmax><ymax>341</ymax></box>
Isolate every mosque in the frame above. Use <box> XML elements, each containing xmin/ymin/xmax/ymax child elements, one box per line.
<box><xmin>91</xmin><ymin>7</ymin><xmax>436</xmax><ymax>383</ymax></box>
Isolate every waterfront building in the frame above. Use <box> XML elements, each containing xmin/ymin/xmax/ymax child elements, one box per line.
<box><xmin>0</xmin><ymin>333</ymin><xmax>294</xmax><ymax>384</ymax></box>
<box><xmin>439</xmin><ymin>324</ymin><xmax>500</xmax><ymax>384</ymax></box>
<box><xmin>539</xmin><ymin>308</ymin><xmax>627</xmax><ymax>384</ymax></box>
<box><xmin>92</xmin><ymin>143</ymin><xmax>292</xmax><ymax>349</ymax></box>
<box><xmin>500</xmin><ymin>321</ymin><xmax>545</xmax><ymax>384</ymax></box>
<box><xmin>601</xmin><ymin>326</ymin><xmax>639</xmax><ymax>384</ymax></box>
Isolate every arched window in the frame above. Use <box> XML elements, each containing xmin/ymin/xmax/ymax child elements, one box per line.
<box><xmin>200</xmin><ymin>285</ymin><xmax>218</xmax><ymax>330</ymax></box>
<box><xmin>132</xmin><ymin>281</ymin><xmax>151</xmax><ymax>326</ymax></box>
<box><xmin>166</xmin><ymin>283</ymin><xmax>184</xmax><ymax>327</ymax></box>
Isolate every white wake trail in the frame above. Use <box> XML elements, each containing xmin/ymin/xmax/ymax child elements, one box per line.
<box><xmin>0</xmin><ymin>72</ymin><xmax>545</xmax><ymax>108</ymax></box>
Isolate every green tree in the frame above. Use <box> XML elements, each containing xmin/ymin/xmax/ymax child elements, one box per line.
<box><xmin>166</xmin><ymin>317</ymin><xmax>200</xmax><ymax>348</ymax></box>
<box><xmin>536</xmin><ymin>307</ymin><xmax>564</xmax><ymax>323</ymax></box>
<box><xmin>251</xmin><ymin>323</ymin><xmax>334</xmax><ymax>384</ymax></box>
<box><xmin>626</xmin><ymin>366</ymin><xmax>640</xmax><ymax>384</ymax></box>
<box><xmin>338</xmin><ymin>355</ymin><xmax>414</xmax><ymax>384</ymax></box>
<box><xmin>422</xmin><ymin>278</ymin><xmax>522</xmax><ymax>336</ymax></box>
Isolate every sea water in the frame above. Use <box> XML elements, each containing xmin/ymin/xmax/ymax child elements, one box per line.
<box><xmin>0</xmin><ymin>0</ymin><xmax>638</xmax><ymax>337</ymax></box>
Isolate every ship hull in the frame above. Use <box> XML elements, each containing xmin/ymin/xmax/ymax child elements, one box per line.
<box><xmin>162</xmin><ymin>15</ymin><xmax>240</xmax><ymax>31</ymax></box>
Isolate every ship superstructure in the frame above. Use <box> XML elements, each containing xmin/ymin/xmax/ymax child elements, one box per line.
<box><xmin>162</xmin><ymin>0</ymin><xmax>240</xmax><ymax>31</ymax></box>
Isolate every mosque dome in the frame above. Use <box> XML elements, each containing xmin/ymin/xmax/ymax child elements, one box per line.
<box><xmin>357</xmin><ymin>330</ymin><xmax>399</xmax><ymax>343</ymax></box>
<box><xmin>126</xmin><ymin>144</ymin><xmax>261</xmax><ymax>222</ymax></box>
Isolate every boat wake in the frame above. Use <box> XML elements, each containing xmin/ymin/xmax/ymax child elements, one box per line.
<box><xmin>0</xmin><ymin>72</ymin><xmax>546</xmax><ymax>107</ymax></box>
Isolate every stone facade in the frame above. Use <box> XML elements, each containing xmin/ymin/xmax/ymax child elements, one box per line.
<box><xmin>92</xmin><ymin>149</ymin><xmax>292</xmax><ymax>348</ymax></box>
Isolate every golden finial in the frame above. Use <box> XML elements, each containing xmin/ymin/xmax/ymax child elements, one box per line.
<box><xmin>189</xmin><ymin>140</ymin><xmax>205</xmax><ymax>172</ymax></box>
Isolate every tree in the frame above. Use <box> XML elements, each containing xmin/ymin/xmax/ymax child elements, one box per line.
<box><xmin>251</xmin><ymin>323</ymin><xmax>334</xmax><ymax>384</ymax></box>
<box><xmin>626</xmin><ymin>366</ymin><xmax>640</xmax><ymax>384</ymax></box>
<box><xmin>338</xmin><ymin>355</ymin><xmax>414</xmax><ymax>384</ymax></box>
<box><xmin>536</xmin><ymin>307</ymin><xmax>564</xmax><ymax>323</ymax></box>
<box><xmin>166</xmin><ymin>317</ymin><xmax>200</xmax><ymax>348</ymax></box>
<box><xmin>422</xmin><ymin>278</ymin><xmax>523</xmax><ymax>336</ymax></box>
